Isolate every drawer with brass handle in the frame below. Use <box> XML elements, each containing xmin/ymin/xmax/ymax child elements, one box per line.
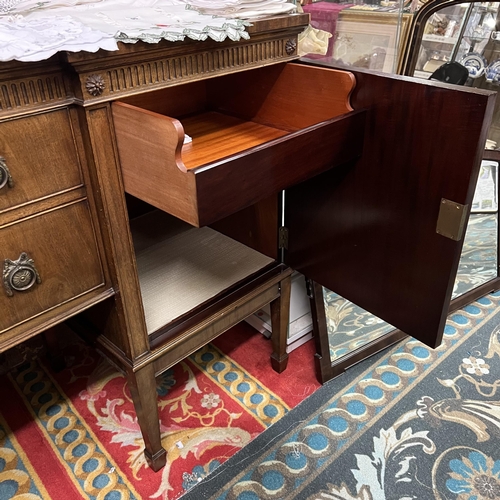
<box><xmin>1</xmin><ymin>200</ymin><xmax>105</xmax><ymax>333</ymax></box>
<box><xmin>0</xmin><ymin>108</ymin><xmax>83</xmax><ymax>213</ymax></box>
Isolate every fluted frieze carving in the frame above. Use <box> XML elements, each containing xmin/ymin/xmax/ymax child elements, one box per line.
<box><xmin>77</xmin><ymin>36</ymin><xmax>298</xmax><ymax>103</ymax></box>
<box><xmin>0</xmin><ymin>73</ymin><xmax>70</xmax><ymax>115</ymax></box>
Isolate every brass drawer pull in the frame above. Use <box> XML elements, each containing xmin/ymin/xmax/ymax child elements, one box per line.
<box><xmin>0</xmin><ymin>157</ymin><xmax>14</xmax><ymax>191</ymax></box>
<box><xmin>3</xmin><ymin>252</ymin><xmax>41</xmax><ymax>297</ymax></box>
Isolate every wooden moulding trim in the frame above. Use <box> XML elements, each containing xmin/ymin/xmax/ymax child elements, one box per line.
<box><xmin>65</xmin><ymin>315</ymin><xmax>135</xmax><ymax>375</ymax></box>
<box><xmin>0</xmin><ymin>100</ymin><xmax>74</xmax><ymax>120</ymax></box>
<box><xmin>0</xmin><ymin>287</ymin><xmax>114</xmax><ymax>352</ymax></box>
<box><xmin>151</xmin><ymin>284</ymin><xmax>280</xmax><ymax>377</ymax></box>
<box><xmin>1</xmin><ymin>196</ymin><xmax>87</xmax><ymax>228</ymax></box>
<box><xmin>75</xmin><ymin>35</ymin><xmax>303</xmax><ymax>105</ymax></box>
<box><xmin>0</xmin><ymin>72</ymin><xmax>72</xmax><ymax>116</ymax></box>
<box><xmin>95</xmin><ymin>334</ymin><xmax>135</xmax><ymax>374</ymax></box>
<box><xmin>0</xmin><ymin>186</ymin><xmax>86</xmax><ymax>226</ymax></box>
<box><xmin>246</xmin><ymin>13</ymin><xmax>310</xmax><ymax>33</ymax></box>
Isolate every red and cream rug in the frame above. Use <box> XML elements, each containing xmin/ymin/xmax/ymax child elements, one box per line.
<box><xmin>0</xmin><ymin>322</ymin><xmax>319</xmax><ymax>499</ymax></box>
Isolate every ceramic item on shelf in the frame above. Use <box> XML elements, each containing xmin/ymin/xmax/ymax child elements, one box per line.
<box><xmin>460</xmin><ymin>52</ymin><xmax>487</xmax><ymax>78</ymax></box>
<box><xmin>485</xmin><ymin>59</ymin><xmax>500</xmax><ymax>83</ymax></box>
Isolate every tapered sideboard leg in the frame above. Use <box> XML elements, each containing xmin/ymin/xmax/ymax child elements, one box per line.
<box><xmin>127</xmin><ymin>364</ymin><xmax>167</xmax><ymax>471</ymax></box>
<box><xmin>270</xmin><ymin>274</ymin><xmax>291</xmax><ymax>373</ymax></box>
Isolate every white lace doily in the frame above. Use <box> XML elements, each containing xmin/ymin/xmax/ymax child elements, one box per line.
<box><xmin>0</xmin><ymin>0</ymin><xmax>296</xmax><ymax>62</ymax></box>
<box><xmin>0</xmin><ymin>14</ymin><xmax>117</xmax><ymax>61</ymax></box>
<box><xmin>60</xmin><ymin>2</ymin><xmax>250</xmax><ymax>43</ymax></box>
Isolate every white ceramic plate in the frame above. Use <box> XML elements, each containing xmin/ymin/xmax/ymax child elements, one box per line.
<box><xmin>460</xmin><ymin>52</ymin><xmax>487</xmax><ymax>78</ymax></box>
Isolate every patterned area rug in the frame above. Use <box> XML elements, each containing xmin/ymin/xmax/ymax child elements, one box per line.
<box><xmin>0</xmin><ymin>322</ymin><xmax>319</xmax><ymax>500</ymax></box>
<box><xmin>182</xmin><ymin>290</ymin><xmax>500</xmax><ymax>499</ymax></box>
<box><xmin>324</xmin><ymin>213</ymin><xmax>498</xmax><ymax>363</ymax></box>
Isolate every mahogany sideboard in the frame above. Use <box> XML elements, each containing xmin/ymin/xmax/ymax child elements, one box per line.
<box><xmin>1</xmin><ymin>12</ymin><xmax>495</xmax><ymax>471</ymax></box>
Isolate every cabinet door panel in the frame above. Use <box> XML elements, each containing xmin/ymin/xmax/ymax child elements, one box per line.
<box><xmin>286</xmin><ymin>67</ymin><xmax>495</xmax><ymax>348</ymax></box>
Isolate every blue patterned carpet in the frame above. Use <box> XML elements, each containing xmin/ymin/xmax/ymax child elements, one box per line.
<box><xmin>182</xmin><ymin>290</ymin><xmax>500</xmax><ymax>499</ymax></box>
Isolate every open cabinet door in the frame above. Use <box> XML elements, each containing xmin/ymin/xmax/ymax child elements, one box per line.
<box><xmin>285</xmin><ymin>66</ymin><xmax>495</xmax><ymax>349</ymax></box>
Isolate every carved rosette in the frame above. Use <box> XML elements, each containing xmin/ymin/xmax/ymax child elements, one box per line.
<box><xmin>85</xmin><ymin>74</ymin><xmax>106</xmax><ymax>96</ymax></box>
<box><xmin>3</xmin><ymin>252</ymin><xmax>41</xmax><ymax>297</ymax></box>
<box><xmin>285</xmin><ymin>39</ymin><xmax>297</xmax><ymax>55</ymax></box>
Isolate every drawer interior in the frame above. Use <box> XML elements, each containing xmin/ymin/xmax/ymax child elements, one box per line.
<box><xmin>113</xmin><ymin>63</ymin><xmax>364</xmax><ymax>226</ymax></box>
<box><xmin>130</xmin><ymin>209</ymin><xmax>274</xmax><ymax>336</ymax></box>
<box><xmin>119</xmin><ymin>62</ymin><xmax>355</xmax><ymax>168</ymax></box>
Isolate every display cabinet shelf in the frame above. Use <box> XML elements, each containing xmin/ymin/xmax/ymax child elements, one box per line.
<box><xmin>422</xmin><ymin>34</ymin><xmax>459</xmax><ymax>43</ymax></box>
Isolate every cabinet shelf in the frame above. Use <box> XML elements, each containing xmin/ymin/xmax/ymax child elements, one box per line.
<box><xmin>422</xmin><ymin>34</ymin><xmax>459</xmax><ymax>44</ymax></box>
<box><xmin>483</xmin><ymin>149</ymin><xmax>500</xmax><ymax>162</ymax></box>
<box><xmin>414</xmin><ymin>69</ymin><xmax>432</xmax><ymax>79</ymax></box>
<box><xmin>131</xmin><ymin>210</ymin><xmax>274</xmax><ymax>335</ymax></box>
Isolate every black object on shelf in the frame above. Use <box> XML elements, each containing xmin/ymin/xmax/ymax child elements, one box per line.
<box><xmin>428</xmin><ymin>61</ymin><xmax>469</xmax><ymax>85</ymax></box>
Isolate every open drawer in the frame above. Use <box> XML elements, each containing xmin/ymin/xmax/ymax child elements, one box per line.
<box><xmin>112</xmin><ymin>63</ymin><xmax>365</xmax><ymax>227</ymax></box>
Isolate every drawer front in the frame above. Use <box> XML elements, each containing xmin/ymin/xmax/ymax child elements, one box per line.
<box><xmin>1</xmin><ymin>200</ymin><xmax>104</xmax><ymax>332</ymax></box>
<box><xmin>0</xmin><ymin>109</ymin><xmax>83</xmax><ymax>213</ymax></box>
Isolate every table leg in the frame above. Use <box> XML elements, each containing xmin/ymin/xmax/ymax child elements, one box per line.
<box><xmin>127</xmin><ymin>364</ymin><xmax>167</xmax><ymax>471</ymax></box>
<box><xmin>270</xmin><ymin>274</ymin><xmax>291</xmax><ymax>373</ymax></box>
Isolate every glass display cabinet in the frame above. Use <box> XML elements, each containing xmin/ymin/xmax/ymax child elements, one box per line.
<box><xmin>412</xmin><ymin>3</ymin><xmax>469</xmax><ymax>79</ymax></box>
<box><xmin>404</xmin><ymin>0</ymin><xmax>500</xmax><ymax>78</ymax></box>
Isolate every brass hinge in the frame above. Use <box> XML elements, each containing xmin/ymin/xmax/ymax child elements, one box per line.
<box><xmin>436</xmin><ymin>198</ymin><xmax>468</xmax><ymax>241</ymax></box>
<box><xmin>279</xmin><ymin>226</ymin><xmax>289</xmax><ymax>249</ymax></box>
